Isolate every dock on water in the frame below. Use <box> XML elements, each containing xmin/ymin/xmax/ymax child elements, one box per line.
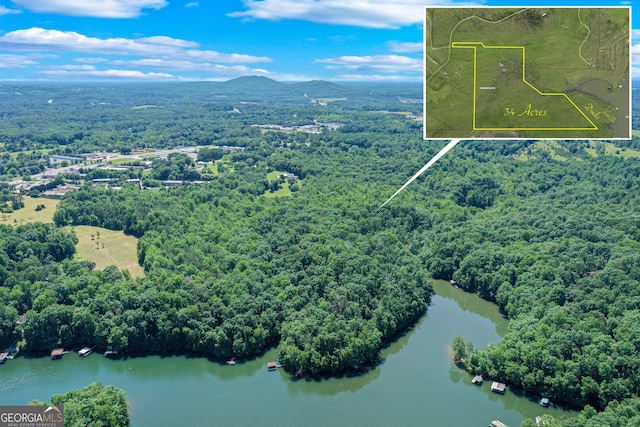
<box><xmin>78</xmin><ymin>347</ymin><xmax>94</xmax><ymax>357</ymax></box>
<box><xmin>51</xmin><ymin>348</ymin><xmax>66</xmax><ymax>360</ymax></box>
<box><xmin>491</xmin><ymin>381</ymin><xmax>506</xmax><ymax>394</ymax></box>
<box><xmin>267</xmin><ymin>361</ymin><xmax>280</xmax><ymax>371</ymax></box>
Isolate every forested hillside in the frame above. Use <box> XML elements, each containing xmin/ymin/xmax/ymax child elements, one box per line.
<box><xmin>1</xmin><ymin>81</ymin><xmax>640</xmax><ymax>425</ymax></box>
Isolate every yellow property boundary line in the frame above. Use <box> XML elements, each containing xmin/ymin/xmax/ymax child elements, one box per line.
<box><xmin>451</xmin><ymin>41</ymin><xmax>598</xmax><ymax>131</ymax></box>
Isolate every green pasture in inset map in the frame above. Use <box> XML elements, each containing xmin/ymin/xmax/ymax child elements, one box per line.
<box><xmin>424</xmin><ymin>7</ymin><xmax>630</xmax><ymax>139</ymax></box>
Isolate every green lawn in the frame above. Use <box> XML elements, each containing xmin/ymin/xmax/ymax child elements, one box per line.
<box><xmin>201</xmin><ymin>160</ymin><xmax>235</xmax><ymax>178</ymax></box>
<box><xmin>513</xmin><ymin>140</ymin><xmax>568</xmax><ymax>161</ymax></box>
<box><xmin>1</xmin><ymin>196</ymin><xmax>60</xmax><ymax>225</ymax></box>
<box><xmin>517</xmin><ymin>140</ymin><xmax>640</xmax><ymax>161</ymax></box>
<box><xmin>1</xmin><ymin>148</ymin><xmax>54</xmax><ymax>161</ymax></box>
<box><xmin>313</xmin><ymin>98</ymin><xmax>347</xmax><ymax>103</ymax></box>
<box><xmin>603</xmin><ymin>143</ymin><xmax>640</xmax><ymax>159</ymax></box>
<box><xmin>2</xmin><ymin>198</ymin><xmax>144</xmax><ymax>277</ymax></box>
<box><xmin>263</xmin><ymin>170</ymin><xmax>299</xmax><ymax>198</ymax></box>
<box><xmin>67</xmin><ymin>225</ymin><xmax>145</xmax><ymax>278</ymax></box>
<box><xmin>585</xmin><ymin>141</ymin><xmax>640</xmax><ymax>159</ymax></box>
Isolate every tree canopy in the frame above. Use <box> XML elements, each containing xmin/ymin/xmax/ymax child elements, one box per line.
<box><xmin>1</xmin><ymin>81</ymin><xmax>640</xmax><ymax>426</ymax></box>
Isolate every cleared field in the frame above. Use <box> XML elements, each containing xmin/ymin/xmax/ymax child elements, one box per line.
<box><xmin>586</xmin><ymin>141</ymin><xmax>640</xmax><ymax>159</ymax></box>
<box><xmin>201</xmin><ymin>161</ymin><xmax>234</xmax><ymax>177</ymax></box>
<box><xmin>513</xmin><ymin>140</ymin><xmax>568</xmax><ymax>161</ymax></box>
<box><xmin>516</xmin><ymin>140</ymin><xmax>640</xmax><ymax>161</ymax></box>
<box><xmin>1</xmin><ymin>148</ymin><xmax>53</xmax><ymax>160</ymax></box>
<box><xmin>1</xmin><ymin>196</ymin><xmax>59</xmax><ymax>225</ymax></box>
<box><xmin>313</xmin><ymin>98</ymin><xmax>347</xmax><ymax>103</ymax></box>
<box><xmin>263</xmin><ymin>170</ymin><xmax>297</xmax><ymax>198</ymax></box>
<box><xmin>67</xmin><ymin>225</ymin><xmax>145</xmax><ymax>278</ymax></box>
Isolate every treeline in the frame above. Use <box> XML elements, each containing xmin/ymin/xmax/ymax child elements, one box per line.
<box><xmin>11</xmin><ymin>161</ymin><xmax>432</xmax><ymax>374</ymax></box>
<box><xmin>2</xmin><ymin>82</ymin><xmax>640</xmax><ymax>425</ymax></box>
<box><xmin>30</xmin><ymin>382</ymin><xmax>129</xmax><ymax>427</ymax></box>
<box><xmin>437</xmin><ymin>152</ymin><xmax>640</xmax><ymax>412</ymax></box>
<box><xmin>0</xmin><ymin>222</ymin><xmax>77</xmax><ymax>348</ymax></box>
<box><xmin>0</xmin><ymin>82</ymin><xmax>421</xmax><ymax>162</ymax></box>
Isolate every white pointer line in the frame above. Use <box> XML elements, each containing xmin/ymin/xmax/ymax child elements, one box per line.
<box><xmin>377</xmin><ymin>139</ymin><xmax>461</xmax><ymax>210</ymax></box>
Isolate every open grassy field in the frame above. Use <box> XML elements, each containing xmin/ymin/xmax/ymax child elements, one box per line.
<box><xmin>263</xmin><ymin>170</ymin><xmax>297</xmax><ymax>198</ymax></box>
<box><xmin>67</xmin><ymin>225</ymin><xmax>145</xmax><ymax>278</ymax></box>
<box><xmin>585</xmin><ymin>141</ymin><xmax>640</xmax><ymax>159</ymax></box>
<box><xmin>313</xmin><ymin>97</ymin><xmax>347</xmax><ymax>103</ymax></box>
<box><xmin>516</xmin><ymin>140</ymin><xmax>640</xmax><ymax>162</ymax></box>
<box><xmin>1</xmin><ymin>196</ymin><xmax>60</xmax><ymax>225</ymax></box>
<box><xmin>513</xmin><ymin>140</ymin><xmax>569</xmax><ymax>161</ymax></box>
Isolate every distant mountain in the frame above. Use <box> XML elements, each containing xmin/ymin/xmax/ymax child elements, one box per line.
<box><xmin>220</xmin><ymin>76</ymin><xmax>285</xmax><ymax>91</ymax></box>
<box><xmin>289</xmin><ymin>80</ymin><xmax>347</xmax><ymax>96</ymax></box>
<box><xmin>210</xmin><ymin>76</ymin><xmax>354</xmax><ymax>102</ymax></box>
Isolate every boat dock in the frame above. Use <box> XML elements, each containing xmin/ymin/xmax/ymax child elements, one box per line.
<box><xmin>267</xmin><ymin>361</ymin><xmax>281</xmax><ymax>371</ymax></box>
<box><xmin>491</xmin><ymin>381</ymin><xmax>506</xmax><ymax>394</ymax></box>
<box><xmin>51</xmin><ymin>348</ymin><xmax>67</xmax><ymax>360</ymax></box>
<box><xmin>78</xmin><ymin>347</ymin><xmax>94</xmax><ymax>357</ymax></box>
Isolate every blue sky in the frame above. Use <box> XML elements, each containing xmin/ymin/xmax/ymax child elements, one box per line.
<box><xmin>0</xmin><ymin>0</ymin><xmax>637</xmax><ymax>82</ymax></box>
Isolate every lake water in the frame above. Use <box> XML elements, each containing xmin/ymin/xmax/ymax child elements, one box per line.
<box><xmin>575</xmin><ymin>77</ymin><xmax>630</xmax><ymax>137</ymax></box>
<box><xmin>0</xmin><ymin>281</ymin><xmax>577</xmax><ymax>426</ymax></box>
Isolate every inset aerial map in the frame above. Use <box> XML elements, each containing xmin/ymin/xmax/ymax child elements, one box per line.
<box><xmin>424</xmin><ymin>7</ymin><xmax>630</xmax><ymax>139</ymax></box>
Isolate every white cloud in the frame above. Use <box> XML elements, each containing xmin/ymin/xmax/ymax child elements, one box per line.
<box><xmin>0</xmin><ymin>28</ymin><xmax>170</xmax><ymax>55</ymax></box>
<box><xmin>136</xmin><ymin>36</ymin><xmax>199</xmax><ymax>48</ymax></box>
<box><xmin>331</xmin><ymin>73</ymin><xmax>420</xmax><ymax>81</ymax></box>
<box><xmin>388</xmin><ymin>41</ymin><xmax>423</xmax><ymax>53</ymax></box>
<box><xmin>229</xmin><ymin>0</ymin><xmax>478</xmax><ymax>29</ymax></box>
<box><xmin>39</xmin><ymin>66</ymin><xmax>316</xmax><ymax>82</ymax></box>
<box><xmin>74</xmin><ymin>57</ymin><xmax>108</xmax><ymax>63</ymax></box>
<box><xmin>111</xmin><ymin>58</ymin><xmax>255</xmax><ymax>74</ymax></box>
<box><xmin>0</xmin><ymin>54</ymin><xmax>36</xmax><ymax>68</ymax></box>
<box><xmin>633</xmin><ymin>30</ymin><xmax>640</xmax><ymax>44</ymax></box>
<box><xmin>0</xmin><ymin>28</ymin><xmax>271</xmax><ymax>63</ymax></box>
<box><xmin>11</xmin><ymin>0</ymin><xmax>167</xmax><ymax>18</ymax></box>
<box><xmin>40</xmin><ymin>68</ymin><xmax>177</xmax><ymax>80</ymax></box>
<box><xmin>184</xmin><ymin>49</ymin><xmax>270</xmax><ymax>63</ymax></box>
<box><xmin>185</xmin><ymin>2</ymin><xmax>199</xmax><ymax>8</ymax></box>
<box><xmin>0</xmin><ymin>5</ymin><xmax>22</xmax><ymax>15</ymax></box>
<box><xmin>47</xmin><ymin>64</ymin><xmax>97</xmax><ymax>71</ymax></box>
<box><xmin>315</xmin><ymin>54</ymin><xmax>422</xmax><ymax>74</ymax></box>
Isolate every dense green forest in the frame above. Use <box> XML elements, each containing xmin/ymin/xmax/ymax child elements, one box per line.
<box><xmin>30</xmin><ymin>382</ymin><xmax>129</xmax><ymax>427</ymax></box>
<box><xmin>1</xmin><ymin>79</ymin><xmax>640</xmax><ymax>425</ymax></box>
